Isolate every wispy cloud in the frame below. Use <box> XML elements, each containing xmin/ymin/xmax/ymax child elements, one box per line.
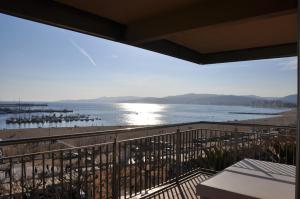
<box><xmin>110</xmin><ymin>54</ymin><xmax>119</xmax><ymax>59</ymax></box>
<box><xmin>69</xmin><ymin>39</ymin><xmax>96</xmax><ymax>66</ymax></box>
<box><xmin>279</xmin><ymin>57</ymin><xmax>297</xmax><ymax>71</ymax></box>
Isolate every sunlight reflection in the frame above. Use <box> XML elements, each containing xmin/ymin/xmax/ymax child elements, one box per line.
<box><xmin>118</xmin><ymin>103</ymin><xmax>165</xmax><ymax>125</ymax></box>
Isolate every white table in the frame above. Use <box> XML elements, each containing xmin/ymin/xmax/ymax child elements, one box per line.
<box><xmin>196</xmin><ymin>159</ymin><xmax>295</xmax><ymax>199</ymax></box>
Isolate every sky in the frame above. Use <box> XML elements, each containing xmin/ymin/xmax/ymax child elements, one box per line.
<box><xmin>0</xmin><ymin>13</ymin><xmax>297</xmax><ymax>101</ymax></box>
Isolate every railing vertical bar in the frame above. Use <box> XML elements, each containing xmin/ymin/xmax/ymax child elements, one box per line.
<box><xmin>189</xmin><ymin>130</ymin><xmax>193</xmax><ymax>170</ymax></box>
<box><xmin>182</xmin><ymin>130</ymin><xmax>185</xmax><ymax>173</ymax></box>
<box><xmin>255</xmin><ymin>132</ymin><xmax>258</xmax><ymax>160</ymax></box>
<box><xmin>51</xmin><ymin>152</ymin><xmax>55</xmax><ymax>186</ymax></box>
<box><xmin>32</xmin><ymin>155</ymin><xmax>35</xmax><ymax>197</ymax></box>
<box><xmin>193</xmin><ymin>130</ymin><xmax>196</xmax><ymax>161</ymax></box>
<box><xmin>286</xmin><ymin>130</ymin><xmax>288</xmax><ymax>164</ymax></box>
<box><xmin>99</xmin><ymin>146</ymin><xmax>103</xmax><ymax>199</ymax></box>
<box><xmin>106</xmin><ymin>144</ymin><xmax>109</xmax><ymax>199</ymax></box>
<box><xmin>234</xmin><ymin>129</ymin><xmax>238</xmax><ymax>163</ymax></box>
<box><xmin>153</xmin><ymin>136</ymin><xmax>157</xmax><ymax>187</ymax></box>
<box><xmin>200</xmin><ymin>129</ymin><xmax>203</xmax><ymax>168</ymax></box>
<box><xmin>165</xmin><ymin>134</ymin><xmax>169</xmax><ymax>181</ymax></box>
<box><xmin>134</xmin><ymin>139</ymin><xmax>138</xmax><ymax>195</ymax></box>
<box><xmin>294</xmin><ymin>132</ymin><xmax>296</xmax><ymax>165</ymax></box>
<box><xmin>69</xmin><ymin>149</ymin><xmax>73</xmax><ymax>199</ymax></box>
<box><xmin>157</xmin><ymin>136</ymin><xmax>161</xmax><ymax>185</ymax></box>
<box><xmin>247</xmin><ymin>132</ymin><xmax>250</xmax><ymax>158</ymax></box>
<box><xmin>161</xmin><ymin>135</ymin><xmax>165</xmax><ymax>183</ymax></box>
<box><xmin>166</xmin><ymin>134</ymin><xmax>170</xmax><ymax>182</ymax></box>
<box><xmin>129</xmin><ymin>141</ymin><xmax>132</xmax><ymax>197</ymax></box>
<box><xmin>21</xmin><ymin>156</ymin><xmax>24</xmax><ymax>197</ymax></box>
<box><xmin>144</xmin><ymin>138</ymin><xmax>149</xmax><ymax>192</ymax></box>
<box><xmin>172</xmin><ymin>132</ymin><xmax>176</xmax><ymax>180</ymax></box>
<box><xmin>42</xmin><ymin>153</ymin><xmax>45</xmax><ymax>193</ymax></box>
<box><xmin>242</xmin><ymin>131</ymin><xmax>245</xmax><ymax>159</ymax></box>
<box><xmin>195</xmin><ymin>130</ymin><xmax>199</xmax><ymax>161</ymax></box>
<box><xmin>279</xmin><ymin>131</ymin><xmax>281</xmax><ymax>163</ymax></box>
<box><xmin>258</xmin><ymin>131</ymin><xmax>261</xmax><ymax>160</ymax></box>
<box><xmin>207</xmin><ymin>129</ymin><xmax>210</xmax><ymax>169</ymax></box>
<box><xmin>92</xmin><ymin>147</ymin><xmax>96</xmax><ymax>199</ymax></box>
<box><xmin>188</xmin><ymin>130</ymin><xmax>191</xmax><ymax>170</ymax></box>
<box><xmin>139</xmin><ymin>138</ymin><xmax>143</xmax><ymax>194</ymax></box>
<box><xmin>9</xmin><ymin>158</ymin><xmax>12</xmax><ymax>197</ymax></box>
<box><xmin>118</xmin><ymin>141</ymin><xmax>121</xmax><ymax>199</ymax></box>
<box><xmin>224</xmin><ymin>131</ymin><xmax>227</xmax><ymax>168</ymax></box>
<box><xmin>183</xmin><ymin>131</ymin><xmax>187</xmax><ymax>167</ymax></box>
<box><xmin>124</xmin><ymin>142</ymin><xmax>127</xmax><ymax>198</ymax></box>
<box><xmin>176</xmin><ymin>129</ymin><xmax>181</xmax><ymax>181</ymax></box>
<box><xmin>112</xmin><ymin>138</ymin><xmax>117</xmax><ymax>199</ymax></box>
<box><xmin>77</xmin><ymin>148</ymin><xmax>81</xmax><ymax>199</ymax></box>
<box><xmin>85</xmin><ymin>148</ymin><xmax>89</xmax><ymax>197</ymax></box>
<box><xmin>60</xmin><ymin>150</ymin><xmax>64</xmax><ymax>198</ymax></box>
<box><xmin>189</xmin><ymin>130</ymin><xmax>194</xmax><ymax>170</ymax></box>
<box><xmin>150</xmin><ymin>137</ymin><xmax>154</xmax><ymax>188</ymax></box>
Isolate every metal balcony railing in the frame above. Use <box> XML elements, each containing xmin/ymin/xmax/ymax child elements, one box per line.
<box><xmin>0</xmin><ymin>122</ymin><xmax>296</xmax><ymax>198</ymax></box>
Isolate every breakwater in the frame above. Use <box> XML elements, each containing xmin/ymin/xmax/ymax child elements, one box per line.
<box><xmin>0</xmin><ymin>108</ymin><xmax>73</xmax><ymax>114</ymax></box>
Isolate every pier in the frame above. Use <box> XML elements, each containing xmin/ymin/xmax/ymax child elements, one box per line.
<box><xmin>0</xmin><ymin>103</ymin><xmax>48</xmax><ymax>107</ymax></box>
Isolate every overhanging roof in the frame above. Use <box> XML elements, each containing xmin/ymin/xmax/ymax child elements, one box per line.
<box><xmin>0</xmin><ymin>0</ymin><xmax>297</xmax><ymax>64</ymax></box>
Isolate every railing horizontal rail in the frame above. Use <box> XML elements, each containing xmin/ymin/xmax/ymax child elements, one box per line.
<box><xmin>0</xmin><ymin>141</ymin><xmax>114</xmax><ymax>161</ymax></box>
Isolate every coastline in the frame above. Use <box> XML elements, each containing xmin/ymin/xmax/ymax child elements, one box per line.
<box><xmin>0</xmin><ymin>109</ymin><xmax>295</xmax><ymax>140</ymax></box>
<box><xmin>239</xmin><ymin>109</ymin><xmax>296</xmax><ymax>126</ymax></box>
<box><xmin>0</xmin><ymin>109</ymin><xmax>295</xmax><ymax>156</ymax></box>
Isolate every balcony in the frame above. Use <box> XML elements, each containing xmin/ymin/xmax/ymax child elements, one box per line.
<box><xmin>0</xmin><ymin>1</ymin><xmax>298</xmax><ymax>198</ymax></box>
<box><xmin>0</xmin><ymin>122</ymin><xmax>296</xmax><ymax>198</ymax></box>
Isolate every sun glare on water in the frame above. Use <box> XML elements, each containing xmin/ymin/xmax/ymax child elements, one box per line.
<box><xmin>118</xmin><ymin>103</ymin><xmax>165</xmax><ymax>125</ymax></box>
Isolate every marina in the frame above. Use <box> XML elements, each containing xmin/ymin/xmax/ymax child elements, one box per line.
<box><xmin>6</xmin><ymin>114</ymin><xmax>101</xmax><ymax>124</ymax></box>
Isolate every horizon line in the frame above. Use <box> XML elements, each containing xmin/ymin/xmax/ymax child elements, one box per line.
<box><xmin>0</xmin><ymin>92</ymin><xmax>296</xmax><ymax>103</ymax></box>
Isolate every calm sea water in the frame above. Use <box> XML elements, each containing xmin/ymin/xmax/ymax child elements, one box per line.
<box><xmin>0</xmin><ymin>103</ymin><xmax>289</xmax><ymax>130</ymax></box>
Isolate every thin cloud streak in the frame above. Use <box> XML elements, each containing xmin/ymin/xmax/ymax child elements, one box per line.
<box><xmin>110</xmin><ymin>54</ymin><xmax>119</xmax><ymax>59</ymax></box>
<box><xmin>69</xmin><ymin>39</ymin><xmax>96</xmax><ymax>66</ymax></box>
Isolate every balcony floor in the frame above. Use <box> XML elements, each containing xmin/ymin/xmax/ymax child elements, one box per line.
<box><xmin>140</xmin><ymin>171</ymin><xmax>212</xmax><ymax>199</ymax></box>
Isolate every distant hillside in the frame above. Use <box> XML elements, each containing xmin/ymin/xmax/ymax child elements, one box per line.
<box><xmin>279</xmin><ymin>94</ymin><xmax>297</xmax><ymax>104</ymax></box>
<box><xmin>58</xmin><ymin>93</ymin><xmax>297</xmax><ymax>108</ymax></box>
<box><xmin>59</xmin><ymin>96</ymin><xmax>143</xmax><ymax>103</ymax></box>
<box><xmin>125</xmin><ymin>93</ymin><xmax>296</xmax><ymax>108</ymax></box>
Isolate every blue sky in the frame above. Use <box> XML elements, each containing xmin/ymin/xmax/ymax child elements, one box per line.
<box><xmin>0</xmin><ymin>13</ymin><xmax>297</xmax><ymax>101</ymax></box>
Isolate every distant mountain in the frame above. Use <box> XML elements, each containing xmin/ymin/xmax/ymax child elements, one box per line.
<box><xmin>58</xmin><ymin>93</ymin><xmax>297</xmax><ymax>108</ymax></box>
<box><xmin>59</xmin><ymin>96</ymin><xmax>143</xmax><ymax>103</ymax></box>
<box><xmin>279</xmin><ymin>94</ymin><xmax>297</xmax><ymax>104</ymax></box>
<box><xmin>125</xmin><ymin>93</ymin><xmax>296</xmax><ymax>107</ymax></box>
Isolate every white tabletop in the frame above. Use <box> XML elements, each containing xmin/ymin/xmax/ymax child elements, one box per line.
<box><xmin>196</xmin><ymin>159</ymin><xmax>295</xmax><ymax>199</ymax></box>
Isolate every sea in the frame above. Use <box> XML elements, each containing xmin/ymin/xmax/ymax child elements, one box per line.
<box><xmin>0</xmin><ymin>102</ymin><xmax>290</xmax><ymax>130</ymax></box>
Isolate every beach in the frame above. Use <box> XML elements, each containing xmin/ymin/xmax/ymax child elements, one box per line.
<box><xmin>241</xmin><ymin>109</ymin><xmax>296</xmax><ymax>126</ymax></box>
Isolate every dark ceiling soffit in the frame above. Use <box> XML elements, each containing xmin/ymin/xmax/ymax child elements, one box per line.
<box><xmin>140</xmin><ymin>40</ymin><xmax>297</xmax><ymax>64</ymax></box>
<box><xmin>0</xmin><ymin>0</ymin><xmax>126</xmax><ymax>41</ymax></box>
<box><xmin>0</xmin><ymin>1</ymin><xmax>296</xmax><ymax>65</ymax></box>
<box><xmin>126</xmin><ymin>0</ymin><xmax>297</xmax><ymax>43</ymax></box>
<box><xmin>202</xmin><ymin>43</ymin><xmax>297</xmax><ymax>64</ymax></box>
<box><xmin>139</xmin><ymin>40</ymin><xmax>203</xmax><ymax>64</ymax></box>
